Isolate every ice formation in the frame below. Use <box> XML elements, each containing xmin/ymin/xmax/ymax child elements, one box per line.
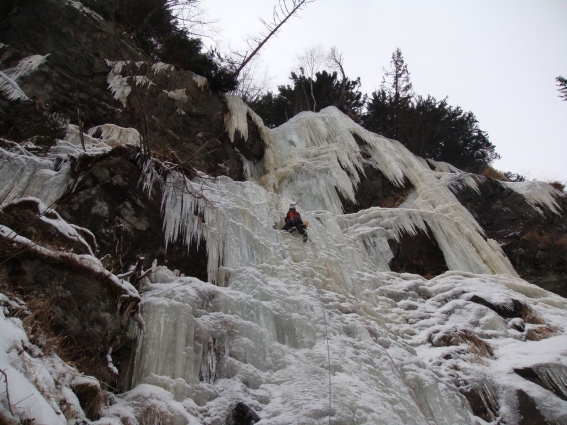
<box><xmin>0</xmin><ymin>292</ymin><xmax>100</xmax><ymax>424</ymax></box>
<box><xmin>193</xmin><ymin>75</ymin><xmax>209</xmax><ymax>90</ymax></box>
<box><xmin>0</xmin><ymin>54</ymin><xmax>49</xmax><ymax>102</ymax></box>
<box><xmin>0</xmin><ymin>144</ymin><xmax>73</xmax><ymax>207</ymax></box>
<box><xmin>105</xmin><ymin>61</ymin><xmax>154</xmax><ymax>108</ymax></box>
<box><xmin>126</xmin><ymin>105</ymin><xmax>564</xmax><ymax>423</ymax></box>
<box><xmin>502</xmin><ymin>180</ymin><xmax>565</xmax><ymax>215</ymax></box>
<box><xmin>2</xmin><ymin>90</ymin><xmax>567</xmax><ymax>424</ymax></box>
<box><xmin>214</xmin><ymin>104</ymin><xmax>517</xmax><ymax>276</ymax></box>
<box><xmin>152</xmin><ymin>62</ymin><xmax>175</xmax><ymax>74</ymax></box>
<box><xmin>0</xmin><ymin>123</ymin><xmax>139</xmax><ymax>207</ymax></box>
<box><xmin>165</xmin><ymin>88</ymin><xmax>189</xmax><ymax>102</ymax></box>
<box><xmin>66</xmin><ymin>0</ymin><xmax>104</xmax><ymax>20</ymax></box>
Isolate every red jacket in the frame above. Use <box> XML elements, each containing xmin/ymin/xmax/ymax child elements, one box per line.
<box><xmin>285</xmin><ymin>210</ymin><xmax>302</xmax><ymax>223</ymax></box>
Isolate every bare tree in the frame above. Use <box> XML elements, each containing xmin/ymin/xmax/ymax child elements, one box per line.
<box><xmin>170</xmin><ymin>0</ymin><xmax>220</xmax><ymax>41</ymax></box>
<box><xmin>327</xmin><ymin>46</ymin><xmax>347</xmax><ymax>110</ymax></box>
<box><xmin>232</xmin><ymin>56</ymin><xmax>273</xmax><ymax>103</ymax></box>
<box><xmin>126</xmin><ymin>0</ymin><xmax>216</xmax><ymax>39</ymax></box>
<box><xmin>297</xmin><ymin>45</ymin><xmax>325</xmax><ymax>111</ymax></box>
<box><xmin>235</xmin><ymin>0</ymin><xmax>316</xmax><ymax>76</ymax></box>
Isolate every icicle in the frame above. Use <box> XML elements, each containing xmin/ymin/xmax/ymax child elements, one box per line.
<box><xmin>105</xmin><ymin>60</ymin><xmax>154</xmax><ymax>107</ymax></box>
<box><xmin>224</xmin><ymin>94</ymin><xmax>250</xmax><ymax>142</ymax></box>
<box><xmin>3</xmin><ymin>54</ymin><xmax>50</xmax><ymax>80</ymax></box>
<box><xmin>443</xmin><ymin>173</ymin><xmax>485</xmax><ymax>195</ymax></box>
<box><xmin>105</xmin><ymin>66</ymin><xmax>131</xmax><ymax>107</ymax></box>
<box><xmin>192</xmin><ymin>74</ymin><xmax>208</xmax><ymax>90</ymax></box>
<box><xmin>0</xmin><ymin>71</ymin><xmax>29</xmax><ymax>101</ymax></box>
<box><xmin>501</xmin><ymin>180</ymin><xmax>565</xmax><ymax>215</ymax></box>
<box><xmin>0</xmin><ymin>55</ymin><xmax>47</xmax><ymax>102</ymax></box>
<box><xmin>151</xmin><ymin>62</ymin><xmax>174</xmax><ymax>74</ymax></box>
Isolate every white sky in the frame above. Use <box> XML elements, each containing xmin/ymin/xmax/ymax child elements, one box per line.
<box><xmin>203</xmin><ymin>0</ymin><xmax>567</xmax><ymax>182</ymax></box>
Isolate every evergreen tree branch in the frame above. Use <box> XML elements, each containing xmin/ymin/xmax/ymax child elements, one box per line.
<box><xmin>557</xmin><ymin>76</ymin><xmax>567</xmax><ymax>101</ymax></box>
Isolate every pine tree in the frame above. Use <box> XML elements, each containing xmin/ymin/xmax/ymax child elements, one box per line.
<box><xmin>363</xmin><ymin>48</ymin><xmax>499</xmax><ymax>172</ymax></box>
<box><xmin>381</xmin><ymin>48</ymin><xmax>413</xmax><ymax>140</ymax></box>
<box><xmin>557</xmin><ymin>76</ymin><xmax>567</xmax><ymax>101</ymax></box>
<box><xmin>249</xmin><ymin>70</ymin><xmax>365</xmax><ymax>127</ymax></box>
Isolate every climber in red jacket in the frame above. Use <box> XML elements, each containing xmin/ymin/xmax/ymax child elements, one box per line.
<box><xmin>282</xmin><ymin>204</ymin><xmax>308</xmax><ymax>242</ymax></box>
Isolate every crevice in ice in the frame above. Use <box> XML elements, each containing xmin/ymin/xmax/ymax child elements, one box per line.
<box><xmin>198</xmin><ymin>336</ymin><xmax>222</xmax><ymax>384</ymax></box>
<box><xmin>388</xmin><ymin>225</ymin><xmax>448</xmax><ymax>278</ymax></box>
<box><xmin>339</xmin><ymin>206</ymin><xmax>516</xmax><ymax>276</ymax></box>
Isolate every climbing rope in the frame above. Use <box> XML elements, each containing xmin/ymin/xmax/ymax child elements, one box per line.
<box><xmin>296</xmin><ymin>225</ymin><xmax>429</xmax><ymax>424</ymax></box>
<box><xmin>319</xmin><ymin>298</ymin><xmax>332</xmax><ymax>425</ymax></box>
<box><xmin>345</xmin><ymin>298</ymin><xmax>433</xmax><ymax>425</ymax></box>
<box><xmin>311</xmin><ymin>281</ymin><xmax>432</xmax><ymax>425</ymax></box>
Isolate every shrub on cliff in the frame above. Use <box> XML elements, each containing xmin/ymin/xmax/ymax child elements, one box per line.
<box><xmin>82</xmin><ymin>0</ymin><xmax>237</xmax><ymax>92</ymax></box>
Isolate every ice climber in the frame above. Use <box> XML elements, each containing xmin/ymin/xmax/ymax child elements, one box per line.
<box><xmin>283</xmin><ymin>204</ymin><xmax>308</xmax><ymax>243</ymax></box>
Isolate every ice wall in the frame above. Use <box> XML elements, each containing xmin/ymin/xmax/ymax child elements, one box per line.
<box><xmin>133</xmin><ymin>188</ymin><xmax>567</xmax><ymax>423</ymax></box>
<box><xmin>125</xmin><ymin>104</ymin><xmax>567</xmax><ymax>423</ymax></box>
<box><xmin>3</xmin><ymin>91</ymin><xmax>566</xmax><ymax>423</ymax></box>
<box><xmin>131</xmin><ymin>266</ymin><xmax>478</xmax><ymax>425</ymax></box>
<box><xmin>0</xmin><ymin>123</ymin><xmax>140</xmax><ymax>207</ymax></box>
<box><xmin>135</xmin><ymin>161</ymin><xmax>510</xmax><ymax>423</ymax></box>
<box><xmin>172</xmin><ymin>104</ymin><xmax>518</xmax><ymax>277</ymax></box>
<box><xmin>0</xmin><ymin>145</ymin><xmax>73</xmax><ymax>207</ymax></box>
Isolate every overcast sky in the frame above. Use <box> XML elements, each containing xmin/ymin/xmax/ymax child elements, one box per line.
<box><xmin>203</xmin><ymin>0</ymin><xmax>567</xmax><ymax>182</ymax></box>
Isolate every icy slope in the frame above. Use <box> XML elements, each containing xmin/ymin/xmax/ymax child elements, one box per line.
<box><xmin>1</xmin><ymin>104</ymin><xmax>566</xmax><ymax>424</ymax></box>
<box><xmin>126</xmin><ymin>158</ymin><xmax>567</xmax><ymax>424</ymax></box>
<box><xmin>181</xmin><ymin>104</ymin><xmax>518</xmax><ymax>277</ymax></box>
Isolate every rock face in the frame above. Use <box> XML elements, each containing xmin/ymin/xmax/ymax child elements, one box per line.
<box><xmin>57</xmin><ymin>146</ymin><xmax>209</xmax><ymax>281</ymax></box>
<box><xmin>342</xmin><ymin>160</ymin><xmax>567</xmax><ymax>294</ymax></box>
<box><xmin>0</xmin><ymin>0</ymin><xmax>265</xmax><ymax>181</ymax></box>
<box><xmin>0</xmin><ymin>198</ymin><xmax>140</xmax><ymax>386</ymax></box>
<box><xmin>455</xmin><ymin>178</ymin><xmax>567</xmax><ymax>297</ymax></box>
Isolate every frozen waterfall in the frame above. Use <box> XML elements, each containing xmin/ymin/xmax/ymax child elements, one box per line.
<box><xmin>2</xmin><ymin>103</ymin><xmax>566</xmax><ymax>424</ymax></box>
<box><xmin>122</xmin><ymin>105</ymin><xmax>567</xmax><ymax>424</ymax></box>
